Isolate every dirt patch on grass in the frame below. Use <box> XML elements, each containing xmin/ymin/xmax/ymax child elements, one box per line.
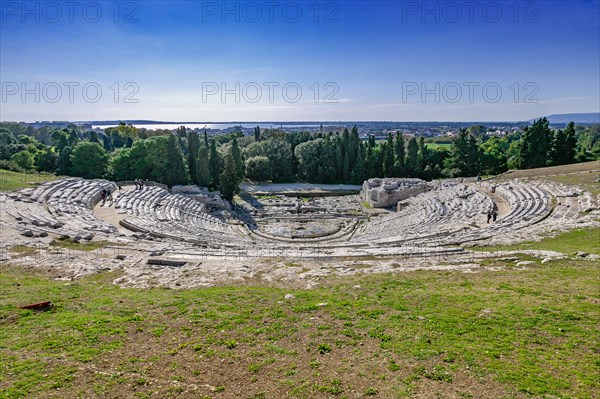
<box><xmin>2</xmin><ymin>259</ymin><xmax>599</xmax><ymax>398</ymax></box>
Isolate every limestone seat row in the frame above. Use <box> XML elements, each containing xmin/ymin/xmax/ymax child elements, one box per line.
<box><xmin>115</xmin><ymin>186</ymin><xmax>250</xmax><ymax>244</ymax></box>
<box><xmin>355</xmin><ymin>184</ymin><xmax>494</xmax><ymax>245</ymax></box>
<box><xmin>2</xmin><ymin>178</ymin><xmax>118</xmax><ymax>238</ymax></box>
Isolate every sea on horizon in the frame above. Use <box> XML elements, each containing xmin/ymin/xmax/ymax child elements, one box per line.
<box><xmin>92</xmin><ymin>123</ymin><xmax>322</xmax><ymax>131</ymax></box>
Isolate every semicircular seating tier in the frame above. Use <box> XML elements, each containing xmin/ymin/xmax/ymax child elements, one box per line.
<box><xmin>352</xmin><ymin>183</ymin><xmax>495</xmax><ymax>246</ymax></box>
<box><xmin>1</xmin><ymin>178</ymin><xmax>596</xmax><ymax>251</ymax></box>
<box><xmin>114</xmin><ymin>186</ymin><xmax>251</xmax><ymax>246</ymax></box>
<box><xmin>350</xmin><ymin>180</ymin><xmax>596</xmax><ymax>247</ymax></box>
<box><xmin>1</xmin><ymin>178</ymin><xmax>118</xmax><ymax>240</ymax></box>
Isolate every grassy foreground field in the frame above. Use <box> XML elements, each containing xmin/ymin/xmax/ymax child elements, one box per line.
<box><xmin>1</xmin><ymin>230</ymin><xmax>599</xmax><ymax>398</ymax></box>
<box><xmin>0</xmin><ymin>170</ymin><xmax>59</xmax><ymax>192</ymax></box>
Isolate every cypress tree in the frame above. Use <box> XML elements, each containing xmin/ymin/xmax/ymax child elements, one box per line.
<box><xmin>564</xmin><ymin>121</ymin><xmax>578</xmax><ymax>164</ymax></box>
<box><xmin>406</xmin><ymin>137</ymin><xmax>419</xmax><ymax>177</ymax></box>
<box><xmin>220</xmin><ymin>152</ymin><xmax>240</xmax><ymax>201</ymax></box>
<box><xmin>176</xmin><ymin>126</ymin><xmax>187</xmax><ymax>154</ymax></box>
<box><xmin>187</xmin><ymin>131</ymin><xmax>200</xmax><ymax>185</ymax></box>
<box><xmin>102</xmin><ymin>134</ymin><xmax>112</xmax><ymax>151</ymax></box>
<box><xmin>394</xmin><ymin>132</ymin><xmax>405</xmax><ymax>177</ymax></box>
<box><xmin>342</xmin><ymin>128</ymin><xmax>350</xmax><ymax>151</ymax></box>
<box><xmin>365</xmin><ymin>145</ymin><xmax>375</xmax><ymax>178</ymax></box>
<box><xmin>343</xmin><ymin>152</ymin><xmax>350</xmax><ymax>182</ymax></box>
<box><xmin>383</xmin><ymin>133</ymin><xmax>395</xmax><ymax>177</ymax></box>
<box><xmin>350</xmin><ymin>142</ymin><xmax>366</xmax><ymax>184</ymax></box>
<box><xmin>209</xmin><ymin>139</ymin><xmax>223</xmax><ymax>189</ymax></box>
<box><xmin>254</xmin><ymin>126</ymin><xmax>260</xmax><ymax>142</ymax></box>
<box><xmin>89</xmin><ymin>131</ymin><xmax>99</xmax><ymax>143</ymax></box>
<box><xmin>68</xmin><ymin>129</ymin><xmax>79</xmax><ymax>147</ymax></box>
<box><xmin>164</xmin><ymin>134</ymin><xmax>189</xmax><ymax>187</ymax></box>
<box><xmin>335</xmin><ymin>139</ymin><xmax>344</xmax><ymax>181</ymax></box>
<box><xmin>341</xmin><ymin>129</ymin><xmax>351</xmax><ymax>181</ymax></box>
<box><xmin>348</xmin><ymin>125</ymin><xmax>360</xmax><ymax>170</ymax></box>
<box><xmin>550</xmin><ymin>129</ymin><xmax>567</xmax><ymax>166</ymax></box>
<box><xmin>56</xmin><ymin>146</ymin><xmax>73</xmax><ymax>175</ymax></box>
<box><xmin>376</xmin><ymin>146</ymin><xmax>386</xmax><ymax>177</ymax></box>
<box><xmin>319</xmin><ymin>136</ymin><xmax>337</xmax><ymax>183</ymax></box>
<box><xmin>231</xmin><ymin>138</ymin><xmax>244</xmax><ymax>179</ymax></box>
<box><xmin>418</xmin><ymin>136</ymin><xmax>429</xmax><ymax>176</ymax></box>
<box><xmin>111</xmin><ymin>131</ymin><xmax>125</xmax><ymax>148</ymax></box>
<box><xmin>196</xmin><ymin>145</ymin><xmax>211</xmax><ymax>187</ymax></box>
<box><xmin>368</xmin><ymin>134</ymin><xmax>376</xmax><ymax>148</ymax></box>
<box><xmin>516</xmin><ymin>118</ymin><xmax>552</xmax><ymax>169</ymax></box>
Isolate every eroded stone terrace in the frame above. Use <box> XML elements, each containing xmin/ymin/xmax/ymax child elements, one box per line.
<box><xmin>1</xmin><ymin>176</ymin><xmax>598</xmax><ymax>288</ymax></box>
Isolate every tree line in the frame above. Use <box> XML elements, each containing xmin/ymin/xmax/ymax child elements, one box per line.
<box><xmin>1</xmin><ymin>119</ymin><xmax>598</xmax><ymax>201</ymax></box>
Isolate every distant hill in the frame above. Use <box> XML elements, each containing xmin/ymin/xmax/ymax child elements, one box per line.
<box><xmin>527</xmin><ymin>113</ymin><xmax>600</xmax><ymax>124</ymax></box>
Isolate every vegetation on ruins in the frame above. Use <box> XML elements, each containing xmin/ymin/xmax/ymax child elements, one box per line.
<box><xmin>0</xmin><ymin>120</ymin><xmax>598</xmax><ymax>193</ymax></box>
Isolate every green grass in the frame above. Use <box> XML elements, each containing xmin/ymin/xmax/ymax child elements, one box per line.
<box><xmin>8</xmin><ymin>246</ymin><xmax>39</xmax><ymax>258</ymax></box>
<box><xmin>0</xmin><ymin>169</ymin><xmax>59</xmax><ymax>191</ymax></box>
<box><xmin>256</xmin><ymin>195</ymin><xmax>278</xmax><ymax>200</ymax></box>
<box><xmin>472</xmin><ymin>227</ymin><xmax>600</xmax><ymax>255</ymax></box>
<box><xmin>425</xmin><ymin>143</ymin><xmax>451</xmax><ymax>150</ymax></box>
<box><xmin>1</xmin><ymin>254</ymin><xmax>599</xmax><ymax>398</ymax></box>
<box><xmin>424</xmin><ymin>137</ymin><xmax>454</xmax><ymax>145</ymax></box>
<box><xmin>493</xmin><ymin>161</ymin><xmax>600</xmax><ymax>195</ymax></box>
<box><xmin>49</xmin><ymin>238</ymin><xmax>117</xmax><ymax>252</ymax></box>
<box><xmin>542</xmin><ymin>174</ymin><xmax>600</xmax><ymax>197</ymax></box>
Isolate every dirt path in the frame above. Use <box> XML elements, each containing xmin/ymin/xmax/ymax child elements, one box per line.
<box><xmin>482</xmin><ymin>190</ymin><xmax>510</xmax><ymax>221</ymax></box>
<box><xmin>93</xmin><ymin>186</ymin><xmax>134</xmax><ymax>235</ymax></box>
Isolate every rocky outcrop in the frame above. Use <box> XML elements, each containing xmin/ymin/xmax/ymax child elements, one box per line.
<box><xmin>171</xmin><ymin>185</ymin><xmax>231</xmax><ymax>210</ymax></box>
<box><xmin>362</xmin><ymin>178</ymin><xmax>429</xmax><ymax>208</ymax></box>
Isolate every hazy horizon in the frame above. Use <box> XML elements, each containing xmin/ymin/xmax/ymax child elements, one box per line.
<box><xmin>5</xmin><ymin>112</ymin><xmax>600</xmax><ymax>126</ymax></box>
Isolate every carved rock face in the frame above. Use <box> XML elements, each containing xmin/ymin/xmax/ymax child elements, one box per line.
<box><xmin>362</xmin><ymin>178</ymin><xmax>429</xmax><ymax>208</ymax></box>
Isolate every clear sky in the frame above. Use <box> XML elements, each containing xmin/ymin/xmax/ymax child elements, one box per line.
<box><xmin>1</xmin><ymin>0</ymin><xmax>599</xmax><ymax>122</ymax></box>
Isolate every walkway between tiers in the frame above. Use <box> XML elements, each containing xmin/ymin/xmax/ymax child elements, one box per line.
<box><xmin>93</xmin><ymin>185</ymin><xmax>135</xmax><ymax>235</ymax></box>
<box><xmin>482</xmin><ymin>189</ymin><xmax>510</xmax><ymax>222</ymax></box>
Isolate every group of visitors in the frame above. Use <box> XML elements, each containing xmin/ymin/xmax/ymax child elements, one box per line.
<box><xmin>486</xmin><ymin>210</ymin><xmax>498</xmax><ymax>223</ymax></box>
<box><xmin>134</xmin><ymin>179</ymin><xmax>146</xmax><ymax>190</ymax></box>
<box><xmin>100</xmin><ymin>189</ymin><xmax>113</xmax><ymax>206</ymax></box>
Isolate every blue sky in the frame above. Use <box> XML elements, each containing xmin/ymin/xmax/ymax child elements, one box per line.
<box><xmin>1</xmin><ymin>0</ymin><xmax>599</xmax><ymax>121</ymax></box>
